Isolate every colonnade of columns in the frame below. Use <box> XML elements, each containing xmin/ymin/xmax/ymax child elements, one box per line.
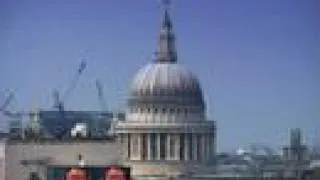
<box><xmin>120</xmin><ymin>133</ymin><xmax>215</xmax><ymax>162</ymax></box>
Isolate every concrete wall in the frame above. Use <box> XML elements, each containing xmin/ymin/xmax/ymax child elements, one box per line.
<box><xmin>5</xmin><ymin>140</ymin><xmax>122</xmax><ymax>180</ymax></box>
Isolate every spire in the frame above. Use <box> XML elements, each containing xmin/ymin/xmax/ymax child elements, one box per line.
<box><xmin>155</xmin><ymin>0</ymin><xmax>177</xmax><ymax>63</ymax></box>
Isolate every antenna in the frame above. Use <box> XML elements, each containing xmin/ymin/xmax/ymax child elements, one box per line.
<box><xmin>158</xmin><ymin>0</ymin><xmax>172</xmax><ymax>12</ymax></box>
<box><xmin>162</xmin><ymin>0</ymin><xmax>171</xmax><ymax>9</ymax></box>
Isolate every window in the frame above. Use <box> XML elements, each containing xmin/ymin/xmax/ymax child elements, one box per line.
<box><xmin>160</xmin><ymin>133</ymin><xmax>166</xmax><ymax>160</ymax></box>
<box><xmin>132</xmin><ymin>135</ymin><xmax>139</xmax><ymax>156</ymax></box>
<box><xmin>188</xmin><ymin>134</ymin><xmax>193</xmax><ymax>160</ymax></box>
<box><xmin>150</xmin><ymin>133</ymin><xmax>156</xmax><ymax>159</ymax></box>
<box><xmin>179</xmin><ymin>134</ymin><xmax>185</xmax><ymax>160</ymax></box>
<box><xmin>169</xmin><ymin>135</ymin><xmax>175</xmax><ymax>158</ymax></box>
<box><xmin>162</xmin><ymin>108</ymin><xmax>166</xmax><ymax>113</ymax></box>
<box><xmin>145</xmin><ymin>88</ymin><xmax>150</xmax><ymax>95</ymax></box>
<box><xmin>29</xmin><ymin>172</ymin><xmax>40</xmax><ymax>180</ymax></box>
<box><xmin>170</xmin><ymin>108</ymin><xmax>174</xmax><ymax>114</ymax></box>
<box><xmin>142</xmin><ymin>134</ymin><xmax>148</xmax><ymax>160</ymax></box>
<box><xmin>197</xmin><ymin>134</ymin><xmax>202</xmax><ymax>161</ymax></box>
<box><xmin>127</xmin><ymin>134</ymin><xmax>131</xmax><ymax>158</ymax></box>
<box><xmin>177</xmin><ymin>108</ymin><xmax>180</xmax><ymax>114</ymax></box>
<box><xmin>154</xmin><ymin>108</ymin><xmax>158</xmax><ymax>114</ymax></box>
<box><xmin>119</xmin><ymin>134</ymin><xmax>124</xmax><ymax>144</ymax></box>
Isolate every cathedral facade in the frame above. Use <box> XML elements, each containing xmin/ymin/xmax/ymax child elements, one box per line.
<box><xmin>115</xmin><ymin>6</ymin><xmax>216</xmax><ymax>178</ymax></box>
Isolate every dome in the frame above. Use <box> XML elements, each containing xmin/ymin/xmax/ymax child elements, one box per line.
<box><xmin>127</xmin><ymin>8</ymin><xmax>205</xmax><ymax>109</ymax></box>
<box><xmin>128</xmin><ymin>63</ymin><xmax>205</xmax><ymax>108</ymax></box>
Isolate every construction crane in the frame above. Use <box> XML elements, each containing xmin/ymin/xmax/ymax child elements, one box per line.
<box><xmin>0</xmin><ymin>92</ymin><xmax>35</xmax><ymax>118</ymax></box>
<box><xmin>53</xmin><ymin>59</ymin><xmax>87</xmax><ymax>111</ymax></box>
<box><xmin>95</xmin><ymin>79</ymin><xmax>107</xmax><ymax>112</ymax></box>
<box><xmin>0</xmin><ymin>92</ymin><xmax>14</xmax><ymax>112</ymax></box>
<box><xmin>95</xmin><ymin>79</ymin><xmax>109</xmax><ymax>137</ymax></box>
<box><xmin>50</xmin><ymin>60</ymin><xmax>87</xmax><ymax>139</ymax></box>
<box><xmin>1</xmin><ymin>60</ymin><xmax>87</xmax><ymax>121</ymax></box>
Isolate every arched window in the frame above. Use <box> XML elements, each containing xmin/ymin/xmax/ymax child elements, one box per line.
<box><xmin>66</xmin><ymin>169</ymin><xmax>86</xmax><ymax>180</ymax></box>
<box><xmin>105</xmin><ymin>167</ymin><xmax>126</xmax><ymax>180</ymax></box>
<box><xmin>154</xmin><ymin>108</ymin><xmax>158</xmax><ymax>114</ymax></box>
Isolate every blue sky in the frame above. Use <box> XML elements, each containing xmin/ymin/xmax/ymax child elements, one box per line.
<box><xmin>0</xmin><ymin>0</ymin><xmax>319</xmax><ymax>152</ymax></box>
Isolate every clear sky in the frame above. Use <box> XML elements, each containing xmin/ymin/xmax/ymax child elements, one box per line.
<box><xmin>0</xmin><ymin>0</ymin><xmax>319</xmax><ymax>152</ymax></box>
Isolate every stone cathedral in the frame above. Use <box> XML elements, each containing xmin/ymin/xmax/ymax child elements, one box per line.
<box><xmin>1</xmin><ymin>3</ymin><xmax>216</xmax><ymax>180</ymax></box>
<box><xmin>115</xmin><ymin>5</ymin><xmax>216</xmax><ymax>178</ymax></box>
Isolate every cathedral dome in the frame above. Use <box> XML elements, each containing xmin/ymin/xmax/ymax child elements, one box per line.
<box><xmin>129</xmin><ymin>62</ymin><xmax>204</xmax><ymax>107</ymax></box>
<box><xmin>127</xmin><ymin>9</ymin><xmax>205</xmax><ymax>109</ymax></box>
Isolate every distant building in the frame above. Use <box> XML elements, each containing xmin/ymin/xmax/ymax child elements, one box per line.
<box><xmin>7</xmin><ymin>110</ymin><xmax>125</xmax><ymax>140</ymax></box>
<box><xmin>283</xmin><ymin>128</ymin><xmax>308</xmax><ymax>161</ymax></box>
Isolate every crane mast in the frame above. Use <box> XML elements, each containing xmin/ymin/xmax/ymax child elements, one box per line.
<box><xmin>95</xmin><ymin>79</ymin><xmax>107</xmax><ymax>112</ymax></box>
<box><xmin>94</xmin><ymin>78</ymin><xmax>109</xmax><ymax>137</ymax></box>
<box><xmin>52</xmin><ymin>60</ymin><xmax>87</xmax><ymax>111</ymax></box>
<box><xmin>1</xmin><ymin>59</ymin><xmax>87</xmax><ymax>139</ymax></box>
<box><xmin>0</xmin><ymin>92</ymin><xmax>14</xmax><ymax>112</ymax></box>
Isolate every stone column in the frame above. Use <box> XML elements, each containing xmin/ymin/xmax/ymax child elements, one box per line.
<box><xmin>175</xmin><ymin>134</ymin><xmax>180</xmax><ymax>161</ymax></box>
<box><xmin>166</xmin><ymin>134</ymin><xmax>171</xmax><ymax>160</ymax></box>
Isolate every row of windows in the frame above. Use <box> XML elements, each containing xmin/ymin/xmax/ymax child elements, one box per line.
<box><xmin>127</xmin><ymin>133</ymin><xmax>205</xmax><ymax>161</ymax></box>
<box><xmin>134</xmin><ymin>89</ymin><xmax>202</xmax><ymax>96</ymax></box>
<box><xmin>130</xmin><ymin>107</ymin><xmax>203</xmax><ymax>114</ymax></box>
